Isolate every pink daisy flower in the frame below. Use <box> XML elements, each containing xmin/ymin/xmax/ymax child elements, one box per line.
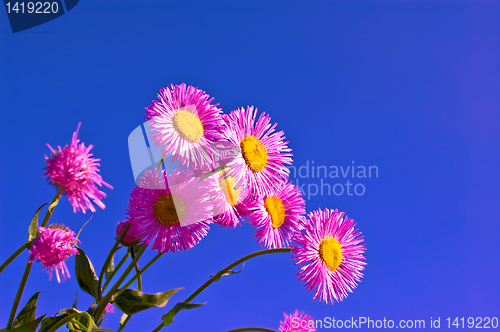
<box><xmin>279</xmin><ymin>310</ymin><xmax>316</xmax><ymax>332</ymax></box>
<box><xmin>45</xmin><ymin>123</ymin><xmax>112</xmax><ymax>213</ymax></box>
<box><xmin>115</xmin><ymin>221</ymin><xmax>140</xmax><ymax>247</ymax></box>
<box><xmin>204</xmin><ymin>169</ymin><xmax>249</xmax><ymax>228</ymax></box>
<box><xmin>28</xmin><ymin>225</ymin><xmax>80</xmax><ymax>283</ymax></box>
<box><xmin>291</xmin><ymin>209</ymin><xmax>366</xmax><ymax>304</ymax></box>
<box><xmin>145</xmin><ymin>83</ymin><xmax>224</xmax><ymax>170</ymax></box>
<box><xmin>245</xmin><ymin>181</ymin><xmax>305</xmax><ymax>248</ymax></box>
<box><xmin>219</xmin><ymin>106</ymin><xmax>292</xmax><ymax>200</ymax></box>
<box><xmin>126</xmin><ymin>168</ymin><xmax>215</xmax><ymax>253</ymax></box>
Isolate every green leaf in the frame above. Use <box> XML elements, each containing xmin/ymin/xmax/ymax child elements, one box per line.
<box><xmin>12</xmin><ymin>292</ymin><xmax>40</xmax><ymax>329</ymax></box>
<box><xmin>161</xmin><ymin>302</ymin><xmax>206</xmax><ymax>327</ymax></box>
<box><xmin>113</xmin><ymin>288</ymin><xmax>182</xmax><ymax>315</ymax></box>
<box><xmin>75</xmin><ymin>247</ymin><xmax>100</xmax><ymax>300</ymax></box>
<box><xmin>105</xmin><ymin>251</ymin><xmax>115</xmax><ymax>280</ymax></box>
<box><xmin>72</xmin><ymin>291</ymin><xmax>78</xmax><ymax>309</ymax></box>
<box><xmin>39</xmin><ymin>309</ymin><xmax>77</xmax><ymax>332</ymax></box>
<box><xmin>71</xmin><ymin>312</ymin><xmax>92</xmax><ymax>332</ymax></box>
<box><xmin>212</xmin><ymin>263</ymin><xmax>245</xmax><ymax>282</ymax></box>
<box><xmin>13</xmin><ymin>315</ymin><xmax>46</xmax><ymax>332</ymax></box>
<box><xmin>28</xmin><ymin>203</ymin><xmax>48</xmax><ymax>242</ymax></box>
<box><xmin>72</xmin><ymin>314</ymin><xmax>114</xmax><ymax>332</ymax></box>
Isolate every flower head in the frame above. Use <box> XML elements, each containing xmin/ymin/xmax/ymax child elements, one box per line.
<box><xmin>146</xmin><ymin>83</ymin><xmax>224</xmax><ymax>170</ymax></box>
<box><xmin>205</xmin><ymin>169</ymin><xmax>249</xmax><ymax>228</ymax></box>
<box><xmin>104</xmin><ymin>303</ymin><xmax>115</xmax><ymax>314</ymax></box>
<box><xmin>29</xmin><ymin>224</ymin><xmax>79</xmax><ymax>283</ymax></box>
<box><xmin>291</xmin><ymin>209</ymin><xmax>366</xmax><ymax>304</ymax></box>
<box><xmin>279</xmin><ymin>310</ymin><xmax>316</xmax><ymax>332</ymax></box>
<box><xmin>45</xmin><ymin>123</ymin><xmax>112</xmax><ymax>213</ymax></box>
<box><xmin>219</xmin><ymin>106</ymin><xmax>292</xmax><ymax>200</ymax></box>
<box><xmin>115</xmin><ymin>221</ymin><xmax>140</xmax><ymax>247</ymax></box>
<box><xmin>126</xmin><ymin>168</ymin><xmax>215</xmax><ymax>253</ymax></box>
<box><xmin>246</xmin><ymin>181</ymin><xmax>305</xmax><ymax>248</ymax></box>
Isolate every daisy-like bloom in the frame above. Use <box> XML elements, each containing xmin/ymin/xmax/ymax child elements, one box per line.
<box><xmin>205</xmin><ymin>169</ymin><xmax>249</xmax><ymax>228</ymax></box>
<box><xmin>126</xmin><ymin>168</ymin><xmax>215</xmax><ymax>253</ymax></box>
<box><xmin>291</xmin><ymin>209</ymin><xmax>366</xmax><ymax>304</ymax></box>
<box><xmin>246</xmin><ymin>181</ymin><xmax>305</xmax><ymax>248</ymax></box>
<box><xmin>145</xmin><ymin>83</ymin><xmax>224</xmax><ymax>170</ymax></box>
<box><xmin>45</xmin><ymin>123</ymin><xmax>113</xmax><ymax>213</ymax></box>
<box><xmin>219</xmin><ymin>106</ymin><xmax>292</xmax><ymax>200</ymax></box>
<box><xmin>28</xmin><ymin>224</ymin><xmax>79</xmax><ymax>283</ymax></box>
<box><xmin>115</xmin><ymin>220</ymin><xmax>140</xmax><ymax>247</ymax></box>
<box><xmin>279</xmin><ymin>310</ymin><xmax>316</xmax><ymax>332</ymax></box>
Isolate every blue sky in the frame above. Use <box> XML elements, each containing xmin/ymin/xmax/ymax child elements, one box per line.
<box><xmin>1</xmin><ymin>1</ymin><xmax>499</xmax><ymax>331</ymax></box>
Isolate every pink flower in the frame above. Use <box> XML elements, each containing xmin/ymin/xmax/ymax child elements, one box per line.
<box><xmin>145</xmin><ymin>83</ymin><xmax>225</xmax><ymax>170</ymax></box>
<box><xmin>291</xmin><ymin>209</ymin><xmax>366</xmax><ymax>303</ymax></box>
<box><xmin>279</xmin><ymin>310</ymin><xmax>316</xmax><ymax>332</ymax></box>
<box><xmin>219</xmin><ymin>106</ymin><xmax>292</xmax><ymax>200</ymax></box>
<box><xmin>245</xmin><ymin>181</ymin><xmax>305</xmax><ymax>248</ymax></box>
<box><xmin>104</xmin><ymin>303</ymin><xmax>115</xmax><ymax>314</ymax></box>
<box><xmin>115</xmin><ymin>221</ymin><xmax>140</xmax><ymax>247</ymax></box>
<box><xmin>45</xmin><ymin>123</ymin><xmax>112</xmax><ymax>213</ymax></box>
<box><xmin>126</xmin><ymin>169</ymin><xmax>215</xmax><ymax>253</ymax></box>
<box><xmin>29</xmin><ymin>225</ymin><xmax>79</xmax><ymax>283</ymax></box>
<box><xmin>204</xmin><ymin>170</ymin><xmax>249</xmax><ymax>228</ymax></box>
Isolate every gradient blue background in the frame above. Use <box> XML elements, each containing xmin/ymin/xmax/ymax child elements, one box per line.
<box><xmin>1</xmin><ymin>1</ymin><xmax>499</xmax><ymax>331</ymax></box>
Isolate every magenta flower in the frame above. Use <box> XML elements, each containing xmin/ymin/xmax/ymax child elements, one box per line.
<box><xmin>291</xmin><ymin>209</ymin><xmax>366</xmax><ymax>304</ymax></box>
<box><xmin>115</xmin><ymin>220</ymin><xmax>140</xmax><ymax>247</ymax></box>
<box><xmin>245</xmin><ymin>181</ymin><xmax>305</xmax><ymax>248</ymax></box>
<box><xmin>219</xmin><ymin>106</ymin><xmax>292</xmax><ymax>200</ymax></box>
<box><xmin>28</xmin><ymin>225</ymin><xmax>79</xmax><ymax>283</ymax></box>
<box><xmin>279</xmin><ymin>310</ymin><xmax>316</xmax><ymax>332</ymax></box>
<box><xmin>204</xmin><ymin>170</ymin><xmax>249</xmax><ymax>228</ymax></box>
<box><xmin>146</xmin><ymin>83</ymin><xmax>224</xmax><ymax>170</ymax></box>
<box><xmin>104</xmin><ymin>303</ymin><xmax>115</xmax><ymax>314</ymax></box>
<box><xmin>45</xmin><ymin>123</ymin><xmax>112</xmax><ymax>213</ymax></box>
<box><xmin>126</xmin><ymin>168</ymin><xmax>215</xmax><ymax>253</ymax></box>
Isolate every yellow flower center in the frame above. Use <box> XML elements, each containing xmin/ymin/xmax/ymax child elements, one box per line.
<box><xmin>219</xmin><ymin>172</ymin><xmax>241</xmax><ymax>206</ymax></box>
<box><xmin>240</xmin><ymin>135</ymin><xmax>268</xmax><ymax>172</ymax></box>
<box><xmin>153</xmin><ymin>195</ymin><xmax>186</xmax><ymax>225</ymax></box>
<box><xmin>264</xmin><ymin>196</ymin><xmax>285</xmax><ymax>228</ymax></box>
<box><xmin>173</xmin><ymin>110</ymin><xmax>204</xmax><ymax>143</ymax></box>
<box><xmin>319</xmin><ymin>238</ymin><xmax>343</xmax><ymax>272</ymax></box>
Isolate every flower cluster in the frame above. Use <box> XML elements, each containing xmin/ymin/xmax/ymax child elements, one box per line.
<box><xmin>123</xmin><ymin>83</ymin><xmax>367</xmax><ymax>303</ymax></box>
<box><xmin>14</xmin><ymin>82</ymin><xmax>368</xmax><ymax>332</ymax></box>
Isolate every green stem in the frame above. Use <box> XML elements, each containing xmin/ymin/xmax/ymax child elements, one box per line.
<box><xmin>68</xmin><ymin>317</ymin><xmax>88</xmax><ymax>331</ymax></box>
<box><xmin>185</xmin><ymin>248</ymin><xmax>291</xmax><ymax>303</ymax></box>
<box><xmin>6</xmin><ymin>190</ymin><xmax>62</xmax><ymax>330</ymax></box>
<box><xmin>46</xmin><ymin>312</ymin><xmax>80</xmax><ymax>332</ymax></box>
<box><xmin>41</xmin><ymin>188</ymin><xmax>63</xmax><ymax>228</ymax></box>
<box><xmin>135</xmin><ymin>262</ymin><xmax>142</xmax><ymax>291</ymax></box>
<box><xmin>0</xmin><ymin>243</ymin><xmax>28</xmax><ymax>274</ymax></box>
<box><xmin>6</xmin><ymin>261</ymin><xmax>32</xmax><ymax>329</ymax></box>
<box><xmin>115</xmin><ymin>253</ymin><xmax>163</xmax><ymax>298</ymax></box>
<box><xmin>226</xmin><ymin>328</ymin><xmax>278</xmax><ymax>332</ymax></box>
<box><xmin>103</xmin><ymin>251</ymin><xmax>130</xmax><ymax>291</ymax></box>
<box><xmin>151</xmin><ymin>248</ymin><xmax>291</xmax><ymax>332</ymax></box>
<box><xmin>117</xmin><ymin>315</ymin><xmax>132</xmax><ymax>332</ymax></box>
<box><xmin>98</xmin><ymin>223</ymin><xmax>130</xmax><ymax>300</ymax></box>
<box><xmin>94</xmin><ymin>246</ymin><xmax>145</xmax><ymax>322</ymax></box>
